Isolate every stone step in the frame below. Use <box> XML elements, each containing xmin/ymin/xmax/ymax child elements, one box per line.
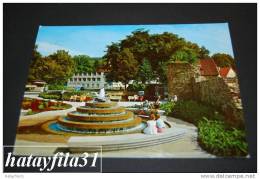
<box><xmin>68</xmin><ymin>125</ymin><xmax>188</xmax><ymax>152</ymax></box>
<box><xmin>69</xmin><ymin>133</ymin><xmax>186</xmax><ymax>152</ymax></box>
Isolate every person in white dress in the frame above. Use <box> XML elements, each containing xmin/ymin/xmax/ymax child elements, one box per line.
<box><xmin>143</xmin><ymin>113</ymin><xmax>157</xmax><ymax>135</ymax></box>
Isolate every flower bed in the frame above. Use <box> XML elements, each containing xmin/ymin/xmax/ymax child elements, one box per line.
<box><xmin>22</xmin><ymin>98</ymin><xmax>72</xmax><ymax>115</ymax></box>
<box><xmin>39</xmin><ymin>91</ymin><xmax>93</xmax><ymax>102</ymax></box>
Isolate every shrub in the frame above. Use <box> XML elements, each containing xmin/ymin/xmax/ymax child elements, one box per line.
<box><xmin>160</xmin><ymin>102</ymin><xmax>175</xmax><ymax>115</ymax></box>
<box><xmin>198</xmin><ymin>118</ymin><xmax>248</xmax><ymax>156</ymax></box>
<box><xmin>127</xmin><ymin>82</ymin><xmax>146</xmax><ymax>92</ymax></box>
<box><xmin>39</xmin><ymin>92</ymin><xmax>61</xmax><ymax>100</ymax></box>
<box><xmin>48</xmin><ymin>84</ymin><xmax>67</xmax><ymax>90</ymax></box>
<box><xmin>172</xmin><ymin>100</ymin><xmax>224</xmax><ymax>125</ymax></box>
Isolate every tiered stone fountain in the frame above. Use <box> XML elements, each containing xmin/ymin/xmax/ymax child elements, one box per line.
<box><xmin>43</xmin><ymin>88</ymin><xmax>146</xmax><ymax>135</ymax></box>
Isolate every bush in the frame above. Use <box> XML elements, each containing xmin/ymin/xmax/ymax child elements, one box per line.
<box><xmin>39</xmin><ymin>92</ymin><xmax>61</xmax><ymax>100</ymax></box>
<box><xmin>48</xmin><ymin>84</ymin><xmax>67</xmax><ymax>90</ymax></box>
<box><xmin>127</xmin><ymin>82</ymin><xmax>146</xmax><ymax>92</ymax></box>
<box><xmin>172</xmin><ymin>100</ymin><xmax>224</xmax><ymax>125</ymax></box>
<box><xmin>160</xmin><ymin>102</ymin><xmax>175</xmax><ymax>115</ymax></box>
<box><xmin>198</xmin><ymin>118</ymin><xmax>248</xmax><ymax>156</ymax></box>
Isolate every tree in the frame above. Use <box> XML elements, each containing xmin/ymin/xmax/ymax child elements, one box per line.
<box><xmin>138</xmin><ymin>58</ymin><xmax>155</xmax><ymax>83</ymax></box>
<box><xmin>47</xmin><ymin>50</ymin><xmax>75</xmax><ymax>84</ymax></box>
<box><xmin>104</xmin><ymin>29</ymin><xmax>211</xmax><ymax>85</ymax></box>
<box><xmin>105</xmin><ymin>48</ymin><xmax>138</xmax><ymax>90</ymax></box>
<box><xmin>170</xmin><ymin>47</ymin><xmax>198</xmax><ymax>64</ymax></box>
<box><xmin>212</xmin><ymin>53</ymin><xmax>235</xmax><ymax>67</ymax></box>
<box><xmin>27</xmin><ymin>45</ymin><xmax>42</xmax><ymax>82</ymax></box>
<box><xmin>73</xmin><ymin>55</ymin><xmax>93</xmax><ymax>74</ymax></box>
<box><xmin>28</xmin><ymin>49</ymin><xmax>75</xmax><ymax>85</ymax></box>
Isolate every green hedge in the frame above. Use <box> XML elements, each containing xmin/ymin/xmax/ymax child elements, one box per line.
<box><xmin>48</xmin><ymin>84</ymin><xmax>67</xmax><ymax>90</ymax></box>
<box><xmin>172</xmin><ymin>100</ymin><xmax>224</xmax><ymax>125</ymax></box>
<box><xmin>39</xmin><ymin>92</ymin><xmax>61</xmax><ymax>100</ymax></box>
<box><xmin>198</xmin><ymin>118</ymin><xmax>248</xmax><ymax>156</ymax></box>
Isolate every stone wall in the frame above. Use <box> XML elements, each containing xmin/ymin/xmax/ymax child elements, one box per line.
<box><xmin>167</xmin><ymin>62</ymin><xmax>195</xmax><ymax>100</ymax></box>
<box><xmin>193</xmin><ymin>77</ymin><xmax>244</xmax><ymax>128</ymax></box>
<box><xmin>167</xmin><ymin>62</ymin><xmax>244</xmax><ymax>128</ymax></box>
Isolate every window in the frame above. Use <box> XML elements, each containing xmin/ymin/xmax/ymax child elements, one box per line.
<box><xmin>92</xmin><ymin>84</ymin><xmax>95</xmax><ymax>87</ymax></box>
<box><xmin>79</xmin><ymin>78</ymin><xmax>82</xmax><ymax>81</ymax></box>
<box><xmin>88</xmin><ymin>78</ymin><xmax>91</xmax><ymax>81</ymax></box>
<box><xmin>97</xmin><ymin>78</ymin><xmax>101</xmax><ymax>81</ymax></box>
<box><xmin>97</xmin><ymin>84</ymin><xmax>99</xmax><ymax>88</ymax></box>
<box><xmin>74</xmin><ymin>78</ymin><xmax>77</xmax><ymax>81</ymax></box>
<box><xmin>92</xmin><ymin>78</ymin><xmax>96</xmax><ymax>81</ymax></box>
<box><xmin>87</xmin><ymin>84</ymin><xmax>89</xmax><ymax>88</ymax></box>
<box><xmin>83</xmin><ymin>78</ymin><xmax>86</xmax><ymax>81</ymax></box>
<box><xmin>70</xmin><ymin>78</ymin><xmax>73</xmax><ymax>81</ymax></box>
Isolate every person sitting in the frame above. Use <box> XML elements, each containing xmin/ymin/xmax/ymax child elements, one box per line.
<box><xmin>143</xmin><ymin>113</ymin><xmax>158</xmax><ymax>135</ymax></box>
<box><xmin>155</xmin><ymin>114</ymin><xmax>166</xmax><ymax>133</ymax></box>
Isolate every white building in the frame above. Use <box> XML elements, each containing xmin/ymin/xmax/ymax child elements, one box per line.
<box><xmin>67</xmin><ymin>72</ymin><xmax>124</xmax><ymax>90</ymax></box>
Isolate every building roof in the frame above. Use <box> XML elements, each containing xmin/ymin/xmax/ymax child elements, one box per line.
<box><xmin>199</xmin><ymin>59</ymin><xmax>219</xmax><ymax>76</ymax></box>
<box><xmin>219</xmin><ymin>67</ymin><xmax>232</xmax><ymax>77</ymax></box>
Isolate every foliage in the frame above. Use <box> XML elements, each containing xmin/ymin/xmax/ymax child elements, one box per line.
<box><xmin>27</xmin><ymin>45</ymin><xmax>42</xmax><ymax>82</ymax></box>
<box><xmin>138</xmin><ymin>59</ymin><xmax>155</xmax><ymax>83</ymax></box>
<box><xmin>104</xmin><ymin>29</ymin><xmax>210</xmax><ymax>85</ymax></box>
<box><xmin>170</xmin><ymin>47</ymin><xmax>198</xmax><ymax>64</ymax></box>
<box><xmin>39</xmin><ymin>92</ymin><xmax>61</xmax><ymax>100</ymax></box>
<box><xmin>105</xmin><ymin>48</ymin><xmax>139</xmax><ymax>89</ymax></box>
<box><xmin>160</xmin><ymin>102</ymin><xmax>175</xmax><ymax>115</ymax></box>
<box><xmin>72</xmin><ymin>55</ymin><xmax>95</xmax><ymax>74</ymax></box>
<box><xmin>28</xmin><ymin>49</ymin><xmax>75</xmax><ymax>85</ymax></box>
<box><xmin>48</xmin><ymin>84</ymin><xmax>67</xmax><ymax>90</ymax></box>
<box><xmin>172</xmin><ymin>100</ymin><xmax>225</xmax><ymax>125</ymax></box>
<box><xmin>211</xmin><ymin>53</ymin><xmax>235</xmax><ymax>68</ymax></box>
<box><xmin>127</xmin><ymin>81</ymin><xmax>146</xmax><ymax>92</ymax></box>
<box><xmin>28</xmin><ymin>47</ymin><xmax>105</xmax><ymax>85</ymax></box>
<box><xmin>198</xmin><ymin>118</ymin><xmax>248</xmax><ymax>156</ymax></box>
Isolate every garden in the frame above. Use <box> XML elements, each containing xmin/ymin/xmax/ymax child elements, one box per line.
<box><xmin>160</xmin><ymin>100</ymin><xmax>248</xmax><ymax>157</ymax></box>
<box><xmin>22</xmin><ymin>98</ymin><xmax>72</xmax><ymax>115</ymax></box>
<box><xmin>39</xmin><ymin>91</ymin><xmax>93</xmax><ymax>102</ymax></box>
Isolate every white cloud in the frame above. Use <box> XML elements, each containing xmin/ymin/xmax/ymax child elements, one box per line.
<box><xmin>37</xmin><ymin>41</ymin><xmax>82</xmax><ymax>56</ymax></box>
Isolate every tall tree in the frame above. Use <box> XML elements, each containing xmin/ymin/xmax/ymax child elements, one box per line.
<box><xmin>47</xmin><ymin>50</ymin><xmax>75</xmax><ymax>84</ymax></box>
<box><xmin>73</xmin><ymin>55</ymin><xmax>93</xmax><ymax>74</ymax></box>
<box><xmin>105</xmin><ymin>48</ymin><xmax>138</xmax><ymax>90</ymax></box>
<box><xmin>27</xmin><ymin>45</ymin><xmax>42</xmax><ymax>82</ymax></box>
<box><xmin>104</xmin><ymin>29</ymin><xmax>211</xmax><ymax>85</ymax></box>
<box><xmin>28</xmin><ymin>49</ymin><xmax>75</xmax><ymax>84</ymax></box>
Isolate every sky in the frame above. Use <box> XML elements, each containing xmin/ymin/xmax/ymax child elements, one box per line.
<box><xmin>36</xmin><ymin>23</ymin><xmax>234</xmax><ymax>57</ymax></box>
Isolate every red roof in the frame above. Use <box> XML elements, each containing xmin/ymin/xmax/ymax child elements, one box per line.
<box><xmin>199</xmin><ymin>59</ymin><xmax>219</xmax><ymax>76</ymax></box>
<box><xmin>219</xmin><ymin>67</ymin><xmax>231</xmax><ymax>77</ymax></box>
